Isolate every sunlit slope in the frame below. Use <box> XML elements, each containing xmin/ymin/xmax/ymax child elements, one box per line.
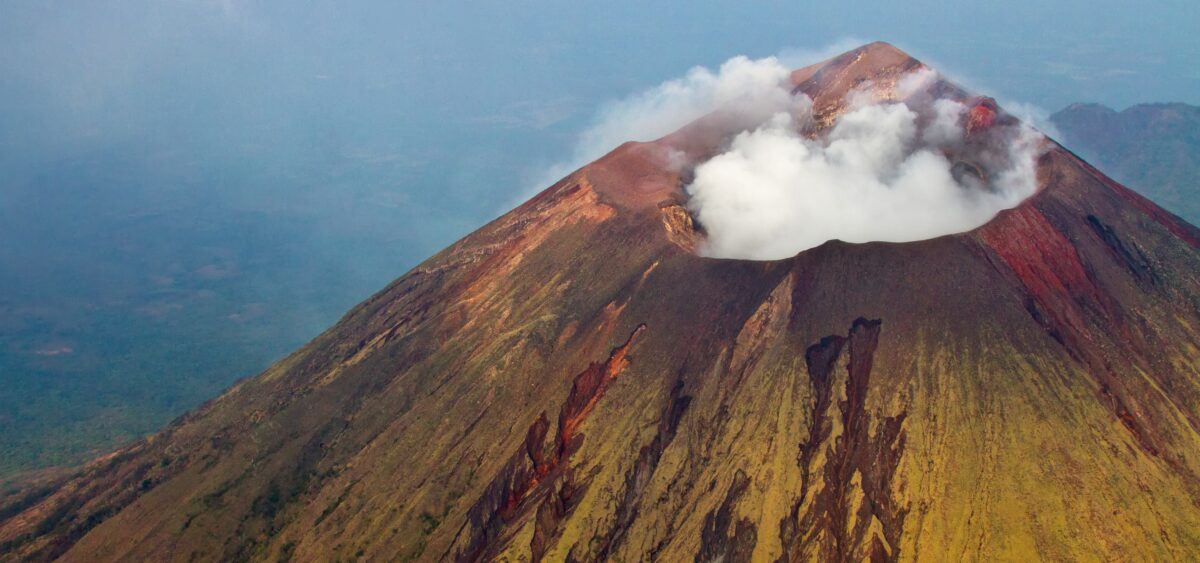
<box><xmin>3</xmin><ymin>42</ymin><xmax>1200</xmax><ymax>563</ymax></box>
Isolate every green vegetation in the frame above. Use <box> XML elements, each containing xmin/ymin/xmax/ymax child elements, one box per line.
<box><xmin>0</xmin><ymin>292</ymin><xmax>300</xmax><ymax>476</ymax></box>
<box><xmin>0</xmin><ymin>224</ymin><xmax>397</xmax><ymax>478</ymax></box>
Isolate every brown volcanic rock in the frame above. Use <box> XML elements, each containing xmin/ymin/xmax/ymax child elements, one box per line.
<box><xmin>4</xmin><ymin>42</ymin><xmax>1200</xmax><ymax>562</ymax></box>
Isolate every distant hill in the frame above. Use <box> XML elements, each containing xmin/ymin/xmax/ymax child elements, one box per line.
<box><xmin>1051</xmin><ymin>102</ymin><xmax>1200</xmax><ymax>223</ymax></box>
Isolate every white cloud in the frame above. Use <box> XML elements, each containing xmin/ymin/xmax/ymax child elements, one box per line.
<box><xmin>578</xmin><ymin>55</ymin><xmax>796</xmax><ymax>153</ymax></box>
<box><xmin>515</xmin><ymin>54</ymin><xmax>807</xmax><ymax>203</ymax></box>
<box><xmin>924</xmin><ymin>98</ymin><xmax>968</xmax><ymax>145</ymax></box>
<box><xmin>514</xmin><ymin>44</ymin><xmax>1047</xmax><ymax>261</ymax></box>
<box><xmin>687</xmin><ymin>71</ymin><xmax>1046</xmax><ymax>260</ymax></box>
<box><xmin>1000</xmin><ymin>99</ymin><xmax>1062</xmax><ymax>139</ymax></box>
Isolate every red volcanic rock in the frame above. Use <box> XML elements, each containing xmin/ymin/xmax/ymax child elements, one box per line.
<box><xmin>965</xmin><ymin>96</ymin><xmax>999</xmax><ymax>134</ymax></box>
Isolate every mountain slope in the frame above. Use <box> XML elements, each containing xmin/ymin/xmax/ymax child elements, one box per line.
<box><xmin>4</xmin><ymin>42</ymin><xmax>1200</xmax><ymax>562</ymax></box>
<box><xmin>1051</xmin><ymin>102</ymin><xmax>1200</xmax><ymax>223</ymax></box>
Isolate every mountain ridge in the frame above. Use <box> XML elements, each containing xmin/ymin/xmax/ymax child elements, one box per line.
<box><xmin>3</xmin><ymin>42</ymin><xmax>1200</xmax><ymax>562</ymax></box>
<box><xmin>1050</xmin><ymin>101</ymin><xmax>1200</xmax><ymax>225</ymax></box>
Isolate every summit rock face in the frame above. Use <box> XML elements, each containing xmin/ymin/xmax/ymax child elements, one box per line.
<box><xmin>4</xmin><ymin>42</ymin><xmax>1200</xmax><ymax>562</ymax></box>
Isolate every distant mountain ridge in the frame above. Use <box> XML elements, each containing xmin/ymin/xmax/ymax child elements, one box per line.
<box><xmin>1051</xmin><ymin>102</ymin><xmax>1200</xmax><ymax>223</ymax></box>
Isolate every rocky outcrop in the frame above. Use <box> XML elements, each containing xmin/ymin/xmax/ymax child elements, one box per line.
<box><xmin>778</xmin><ymin>319</ymin><xmax>907</xmax><ymax>563</ymax></box>
<box><xmin>449</xmin><ymin>325</ymin><xmax>646</xmax><ymax>562</ymax></box>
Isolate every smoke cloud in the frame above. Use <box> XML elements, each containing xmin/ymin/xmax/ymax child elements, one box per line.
<box><xmin>533</xmin><ymin>48</ymin><xmax>1047</xmax><ymax>261</ymax></box>
<box><xmin>524</xmin><ymin>55</ymin><xmax>801</xmax><ymax>198</ymax></box>
<box><xmin>687</xmin><ymin>70</ymin><xmax>1046</xmax><ymax>260</ymax></box>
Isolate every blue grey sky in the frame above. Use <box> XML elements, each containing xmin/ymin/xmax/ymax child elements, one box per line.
<box><xmin>0</xmin><ymin>1</ymin><xmax>1196</xmax><ymax>472</ymax></box>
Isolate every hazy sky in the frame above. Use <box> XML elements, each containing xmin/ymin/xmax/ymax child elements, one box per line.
<box><xmin>1</xmin><ymin>0</ymin><xmax>1197</xmax><ymax>310</ymax></box>
<box><xmin>2</xmin><ymin>1</ymin><xmax>1196</xmax><ymax>217</ymax></box>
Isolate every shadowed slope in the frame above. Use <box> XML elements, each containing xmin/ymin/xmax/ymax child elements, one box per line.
<box><xmin>3</xmin><ymin>42</ymin><xmax>1200</xmax><ymax>562</ymax></box>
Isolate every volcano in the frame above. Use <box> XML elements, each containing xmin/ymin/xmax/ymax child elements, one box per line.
<box><xmin>4</xmin><ymin>42</ymin><xmax>1200</xmax><ymax>562</ymax></box>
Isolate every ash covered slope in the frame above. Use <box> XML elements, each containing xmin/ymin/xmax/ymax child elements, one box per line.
<box><xmin>4</xmin><ymin>42</ymin><xmax>1200</xmax><ymax>562</ymax></box>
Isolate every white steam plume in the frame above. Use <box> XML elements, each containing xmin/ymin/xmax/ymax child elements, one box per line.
<box><xmin>687</xmin><ymin>71</ymin><xmax>1046</xmax><ymax>260</ymax></box>
<box><xmin>521</xmin><ymin>55</ymin><xmax>801</xmax><ymax>199</ymax></box>
<box><xmin>523</xmin><ymin>44</ymin><xmax>1047</xmax><ymax>261</ymax></box>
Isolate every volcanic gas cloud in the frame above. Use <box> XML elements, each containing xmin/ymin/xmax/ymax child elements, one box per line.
<box><xmin>685</xmin><ymin>67</ymin><xmax>1046</xmax><ymax>260</ymax></box>
<box><xmin>539</xmin><ymin>54</ymin><xmax>1047</xmax><ymax>261</ymax></box>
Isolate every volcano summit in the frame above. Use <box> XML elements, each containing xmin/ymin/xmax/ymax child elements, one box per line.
<box><xmin>3</xmin><ymin>42</ymin><xmax>1200</xmax><ymax>562</ymax></box>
